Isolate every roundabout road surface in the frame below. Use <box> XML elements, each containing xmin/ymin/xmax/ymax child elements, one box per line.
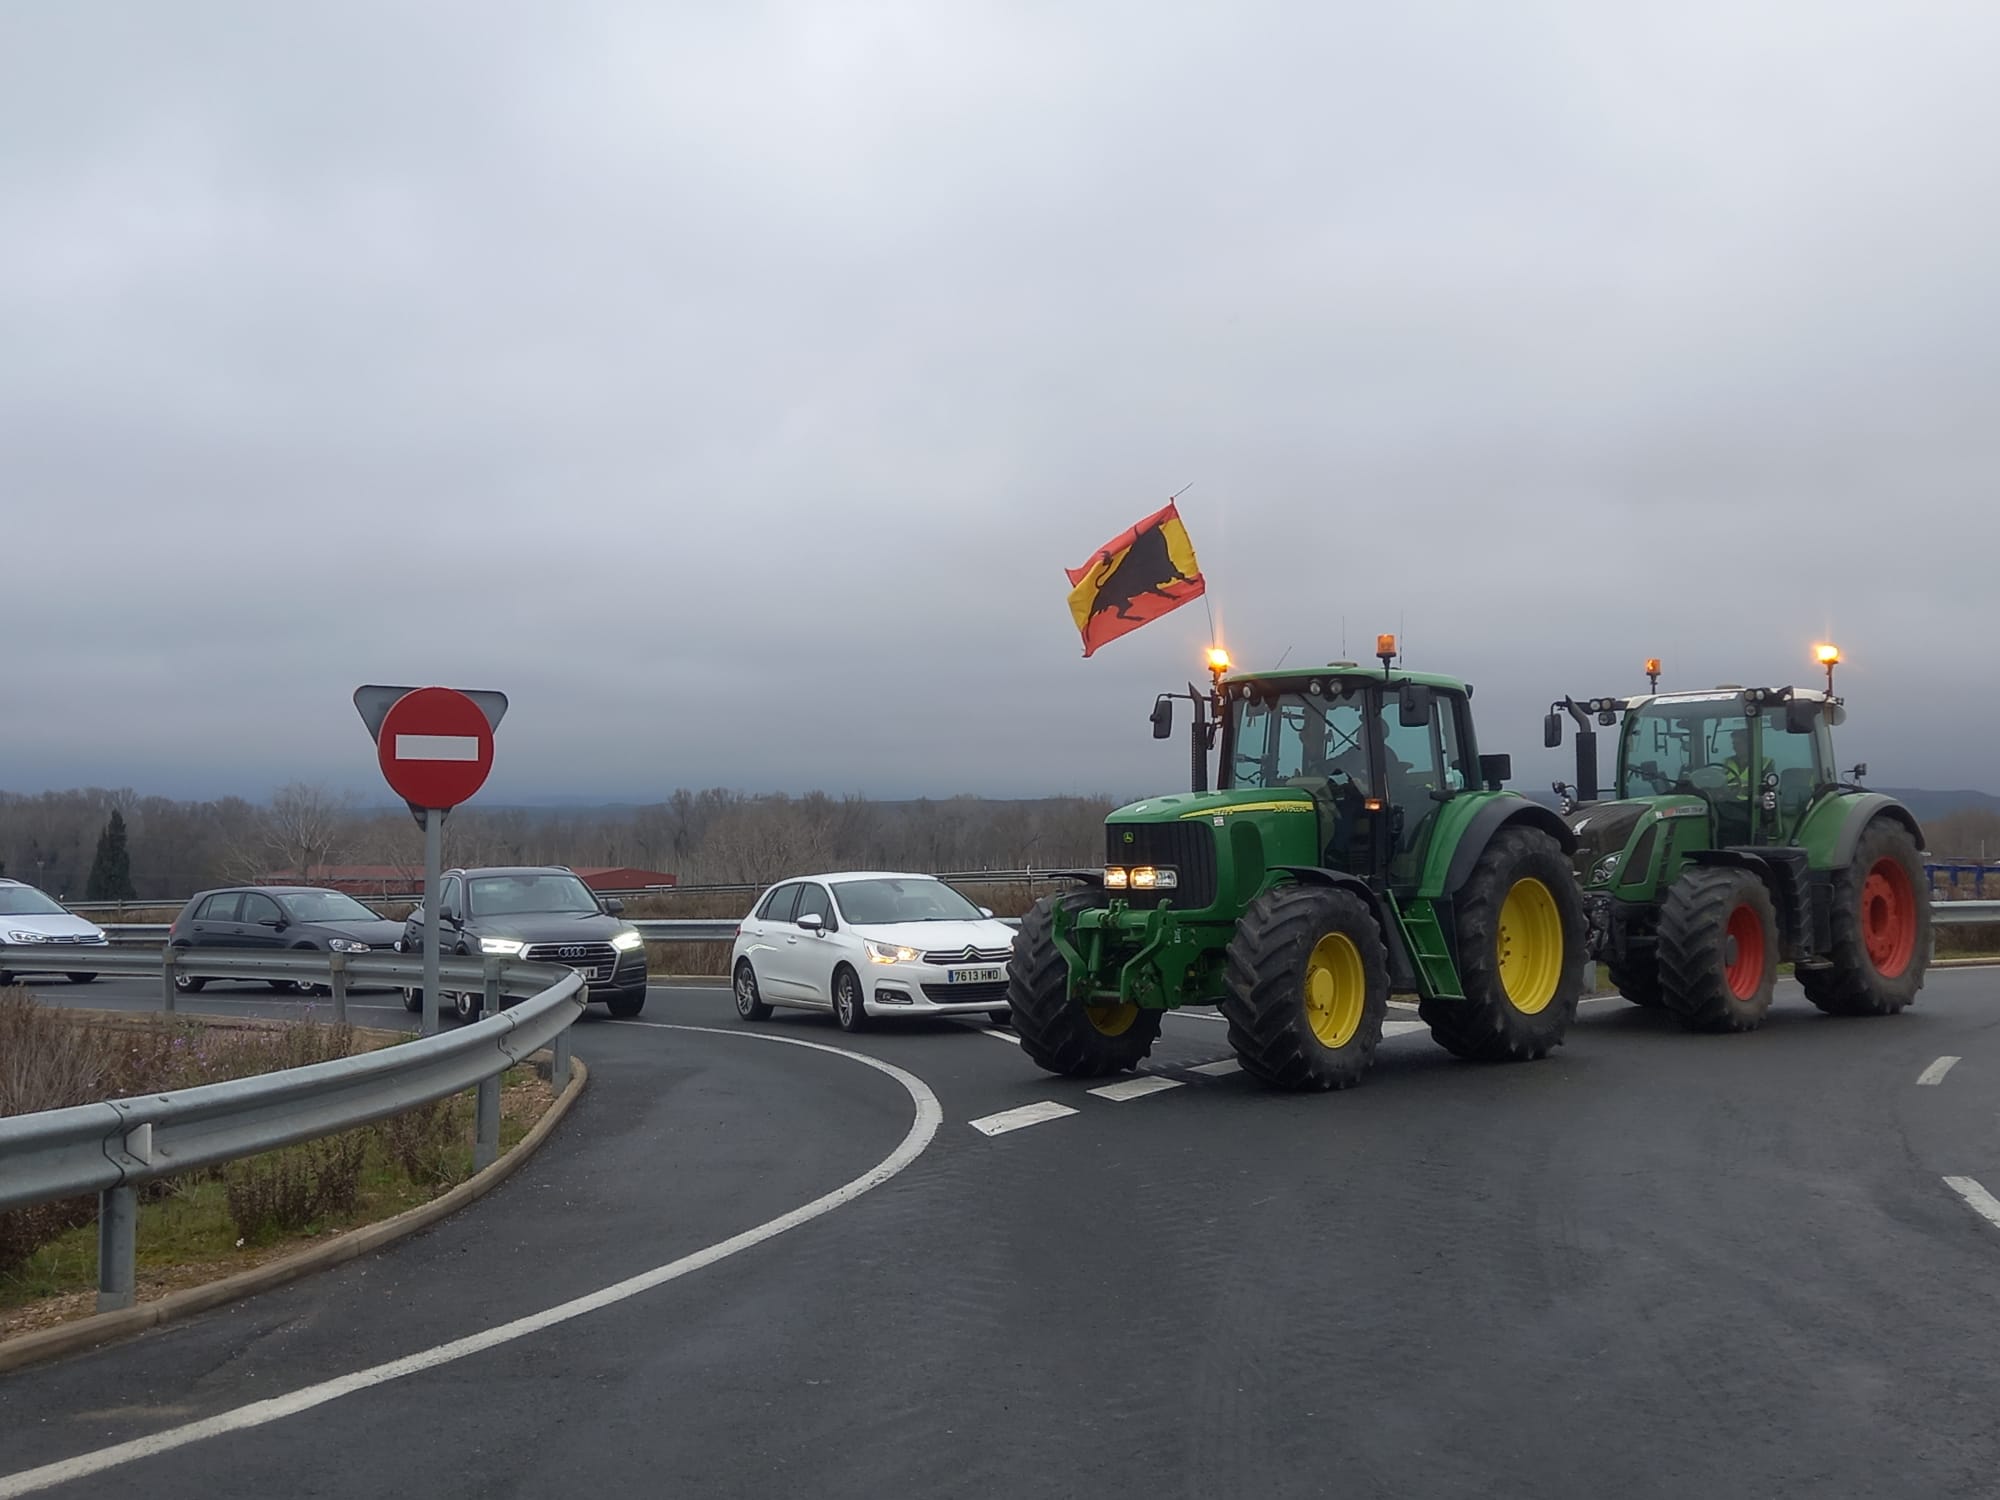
<box><xmin>6</xmin><ymin>970</ymin><xmax>2000</xmax><ymax>1498</ymax></box>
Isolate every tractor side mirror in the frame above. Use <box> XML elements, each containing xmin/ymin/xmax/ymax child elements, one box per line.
<box><xmin>1478</xmin><ymin>753</ymin><xmax>1511</xmax><ymax>789</ymax></box>
<box><xmin>1398</xmin><ymin>684</ymin><xmax>1433</xmax><ymax>728</ymax></box>
<box><xmin>1150</xmin><ymin>696</ymin><xmax>1174</xmax><ymax>740</ymax></box>
<box><xmin>1574</xmin><ymin>727</ymin><xmax>1601</xmax><ymax>803</ymax></box>
<box><xmin>1849</xmin><ymin>762</ymin><xmax>1868</xmax><ymax>780</ymax></box>
<box><xmin>1785</xmin><ymin>699</ymin><xmax>1817</xmax><ymax>735</ymax></box>
<box><xmin>1543</xmin><ymin>712</ymin><xmax>1563</xmax><ymax>749</ymax></box>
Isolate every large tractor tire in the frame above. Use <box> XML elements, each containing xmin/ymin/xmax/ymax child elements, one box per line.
<box><xmin>1422</xmin><ymin>827</ymin><xmax>1583</xmax><ymax>1061</ymax></box>
<box><xmin>1220</xmin><ymin>885</ymin><xmax>1389</xmax><ymax>1091</ymax></box>
<box><xmin>1655</xmin><ymin>866</ymin><xmax>1778</xmax><ymax>1032</ymax></box>
<box><xmin>1800</xmin><ymin>819</ymin><xmax>1929</xmax><ymax>1017</ymax></box>
<box><xmin>1008</xmin><ymin>892</ymin><xmax>1162</xmax><ymax>1077</ymax></box>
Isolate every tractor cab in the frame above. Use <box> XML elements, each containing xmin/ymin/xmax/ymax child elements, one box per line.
<box><xmin>1614</xmin><ymin>688</ymin><xmax>1845</xmax><ymax>846</ymax></box>
<box><xmin>1214</xmin><ymin>666</ymin><xmax>1491</xmax><ymax>885</ymax></box>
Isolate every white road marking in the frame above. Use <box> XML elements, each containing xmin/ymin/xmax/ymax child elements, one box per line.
<box><xmin>393</xmin><ymin>733</ymin><xmax>480</xmax><ymax>761</ymax></box>
<box><xmin>973</xmin><ymin>1026</ymin><xmax>1021</xmax><ymax>1046</ymax></box>
<box><xmin>1388</xmin><ymin>1000</ymin><xmax>1421</xmax><ymax>1012</ymax></box>
<box><xmin>1917</xmin><ymin>1056</ymin><xmax>1961</xmax><ymax>1087</ymax></box>
<box><xmin>1168</xmin><ymin>1009</ymin><xmax>1226</xmax><ymax>1022</ymax></box>
<box><xmin>968</xmin><ymin>1101</ymin><xmax>1077</xmax><ymax>1136</ymax></box>
<box><xmin>0</xmin><ymin>1024</ymin><xmax>942</xmax><ymax>1500</ymax></box>
<box><xmin>1943</xmin><ymin>1176</ymin><xmax>2000</xmax><ymax>1231</ymax></box>
<box><xmin>1089</xmin><ymin>1076</ymin><xmax>1184</xmax><ymax>1102</ymax></box>
<box><xmin>1382</xmin><ymin>1019</ymin><xmax>1428</xmax><ymax>1038</ymax></box>
<box><xmin>1190</xmin><ymin>1059</ymin><xmax>1241</xmax><ymax>1077</ymax></box>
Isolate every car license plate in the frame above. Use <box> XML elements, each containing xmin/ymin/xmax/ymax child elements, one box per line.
<box><xmin>588</xmin><ymin>965</ymin><xmax>611</xmax><ymax>981</ymax></box>
<box><xmin>947</xmin><ymin>966</ymin><xmax>1004</xmax><ymax>984</ymax></box>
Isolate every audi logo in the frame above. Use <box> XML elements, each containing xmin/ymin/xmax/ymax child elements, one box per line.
<box><xmin>558</xmin><ymin>945</ymin><xmax>587</xmax><ymax>959</ymax></box>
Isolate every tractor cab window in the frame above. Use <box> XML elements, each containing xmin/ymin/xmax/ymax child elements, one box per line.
<box><xmin>1620</xmin><ymin>699</ymin><xmax>1752</xmax><ymax>799</ymax></box>
<box><xmin>1763</xmin><ymin>714</ymin><xmax>1824</xmax><ymax>829</ymax></box>
<box><xmin>1226</xmin><ymin>683</ymin><xmax>1369</xmax><ymax>791</ymax></box>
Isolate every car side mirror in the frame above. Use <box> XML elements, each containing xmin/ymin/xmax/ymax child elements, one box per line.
<box><xmin>1479</xmin><ymin>753</ymin><xmax>1512</xmax><ymax>789</ymax></box>
<box><xmin>259</xmin><ymin>917</ymin><xmax>285</xmax><ymax>930</ymax></box>
<box><xmin>603</xmin><ymin>898</ymin><xmax>625</xmax><ymax>915</ymax></box>
<box><xmin>797</xmin><ymin>914</ymin><xmax>825</xmax><ymax>934</ymax></box>
<box><xmin>1398</xmin><ymin>683</ymin><xmax>1433</xmax><ymax>728</ymax></box>
<box><xmin>1543</xmin><ymin>712</ymin><xmax>1563</xmax><ymax>749</ymax></box>
<box><xmin>1150</xmin><ymin>696</ymin><xmax>1175</xmax><ymax>740</ymax></box>
<box><xmin>979</xmin><ymin>907</ymin><xmax>994</xmax><ymax>918</ymax></box>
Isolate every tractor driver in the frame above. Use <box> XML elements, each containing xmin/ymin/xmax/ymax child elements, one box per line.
<box><xmin>1722</xmin><ymin>728</ymin><xmax>1774</xmax><ymax>789</ymax></box>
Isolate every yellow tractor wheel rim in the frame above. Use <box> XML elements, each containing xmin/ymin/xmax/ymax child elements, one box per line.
<box><xmin>1302</xmin><ymin>932</ymin><xmax>1366</xmax><ymax>1049</ymax></box>
<box><xmin>1086</xmin><ymin>1002</ymin><xmax>1139</xmax><ymax>1037</ymax></box>
<box><xmin>1496</xmin><ymin>877</ymin><xmax>1564</xmax><ymax>1014</ymax></box>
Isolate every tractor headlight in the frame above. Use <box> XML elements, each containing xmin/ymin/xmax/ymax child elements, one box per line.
<box><xmin>1103</xmin><ymin>867</ymin><xmax>1130</xmax><ymax>889</ymax></box>
<box><xmin>1129</xmin><ymin>866</ymin><xmax>1178</xmax><ymax>890</ymax></box>
<box><xmin>1589</xmin><ymin>853</ymin><xmax>1622</xmax><ymax>885</ymax></box>
<box><xmin>610</xmin><ymin>929</ymin><xmax>645</xmax><ymax>951</ymax></box>
<box><xmin>865</xmin><ymin>940</ymin><xmax>920</xmax><ymax>965</ymax></box>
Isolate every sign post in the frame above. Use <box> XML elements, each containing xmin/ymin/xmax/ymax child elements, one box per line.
<box><xmin>354</xmin><ymin>685</ymin><xmax>507</xmax><ymax>1036</ymax></box>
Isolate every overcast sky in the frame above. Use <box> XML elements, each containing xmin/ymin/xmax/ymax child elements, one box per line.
<box><xmin>6</xmin><ymin>1</ymin><xmax>1996</xmax><ymax>806</ymax></box>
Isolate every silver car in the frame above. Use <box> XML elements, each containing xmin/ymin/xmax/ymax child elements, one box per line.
<box><xmin>0</xmin><ymin>878</ymin><xmax>110</xmax><ymax>985</ymax></box>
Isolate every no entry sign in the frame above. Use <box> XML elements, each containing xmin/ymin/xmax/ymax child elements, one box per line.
<box><xmin>375</xmin><ymin>687</ymin><xmax>494</xmax><ymax>808</ymax></box>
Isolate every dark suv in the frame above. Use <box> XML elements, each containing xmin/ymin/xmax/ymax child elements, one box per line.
<box><xmin>401</xmin><ymin>865</ymin><xmax>649</xmax><ymax>1023</ymax></box>
<box><xmin>167</xmin><ymin>886</ymin><xmax>405</xmax><ymax>996</ymax></box>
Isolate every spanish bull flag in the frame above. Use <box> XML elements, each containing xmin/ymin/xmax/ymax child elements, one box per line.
<box><xmin>1066</xmin><ymin>501</ymin><xmax>1206</xmax><ymax>658</ymax></box>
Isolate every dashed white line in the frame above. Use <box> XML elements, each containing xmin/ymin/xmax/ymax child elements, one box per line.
<box><xmin>968</xmin><ymin>1100</ymin><xmax>1078</xmax><ymax>1136</ymax></box>
<box><xmin>1917</xmin><ymin>1056</ymin><xmax>1961</xmax><ymax>1087</ymax></box>
<box><xmin>1089</xmin><ymin>1076</ymin><xmax>1184</xmax><ymax>1102</ymax></box>
<box><xmin>1190</xmin><ymin>1059</ymin><xmax>1241</xmax><ymax>1077</ymax></box>
<box><xmin>1943</xmin><ymin>1176</ymin><xmax>2000</xmax><ymax>1231</ymax></box>
<box><xmin>0</xmin><ymin>1024</ymin><xmax>942</xmax><ymax>1500</ymax></box>
<box><xmin>973</xmin><ymin>1026</ymin><xmax>1022</xmax><ymax>1046</ymax></box>
<box><xmin>1382</xmin><ymin>1019</ymin><xmax>1428</xmax><ymax>1038</ymax></box>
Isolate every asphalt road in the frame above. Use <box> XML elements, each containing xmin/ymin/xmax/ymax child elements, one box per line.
<box><xmin>5</xmin><ymin>970</ymin><xmax>2000</xmax><ymax>1498</ymax></box>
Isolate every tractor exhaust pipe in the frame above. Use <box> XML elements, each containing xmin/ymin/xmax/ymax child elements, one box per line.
<box><xmin>1189</xmin><ymin>680</ymin><xmax>1210</xmax><ymax>792</ymax></box>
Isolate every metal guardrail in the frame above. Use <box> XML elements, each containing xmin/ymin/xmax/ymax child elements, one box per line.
<box><xmin>0</xmin><ymin>946</ymin><xmax>585</xmax><ymax>1312</ymax></box>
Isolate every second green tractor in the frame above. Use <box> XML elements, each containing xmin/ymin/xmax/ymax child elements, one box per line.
<box><xmin>1006</xmin><ymin>640</ymin><xmax>1589</xmax><ymax>1091</ymax></box>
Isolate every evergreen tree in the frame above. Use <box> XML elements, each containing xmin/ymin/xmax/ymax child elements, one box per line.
<box><xmin>85</xmin><ymin>810</ymin><xmax>137</xmax><ymax>903</ymax></box>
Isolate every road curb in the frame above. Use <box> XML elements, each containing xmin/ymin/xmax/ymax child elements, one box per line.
<box><xmin>0</xmin><ymin>1051</ymin><xmax>589</xmax><ymax>1375</ymax></box>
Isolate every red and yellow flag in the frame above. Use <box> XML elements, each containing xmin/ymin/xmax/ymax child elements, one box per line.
<box><xmin>1066</xmin><ymin>501</ymin><xmax>1206</xmax><ymax>658</ymax></box>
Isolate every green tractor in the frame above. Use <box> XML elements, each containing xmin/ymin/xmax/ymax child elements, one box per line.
<box><xmin>1007</xmin><ymin>639</ymin><xmax>1589</xmax><ymax>1091</ymax></box>
<box><xmin>1543</xmin><ymin>648</ymin><xmax>1930</xmax><ymax>1032</ymax></box>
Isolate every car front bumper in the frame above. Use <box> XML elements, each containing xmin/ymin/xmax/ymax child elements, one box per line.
<box><xmin>866</xmin><ymin>965</ymin><xmax>1010</xmax><ymax>1017</ymax></box>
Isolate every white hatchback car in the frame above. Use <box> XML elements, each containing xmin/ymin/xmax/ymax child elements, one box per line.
<box><xmin>0</xmin><ymin>878</ymin><xmax>111</xmax><ymax>985</ymax></box>
<box><xmin>730</xmin><ymin>871</ymin><xmax>1016</xmax><ymax>1031</ymax></box>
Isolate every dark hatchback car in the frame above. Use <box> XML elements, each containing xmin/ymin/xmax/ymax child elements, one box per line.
<box><xmin>167</xmin><ymin>886</ymin><xmax>405</xmax><ymax>995</ymax></box>
<box><xmin>400</xmin><ymin>866</ymin><xmax>648</xmax><ymax>1023</ymax></box>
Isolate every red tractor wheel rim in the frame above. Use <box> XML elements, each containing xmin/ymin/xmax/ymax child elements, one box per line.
<box><xmin>1724</xmin><ymin>904</ymin><xmax>1766</xmax><ymax>1000</ymax></box>
<box><xmin>1861</xmin><ymin>857</ymin><xmax>1918</xmax><ymax>979</ymax></box>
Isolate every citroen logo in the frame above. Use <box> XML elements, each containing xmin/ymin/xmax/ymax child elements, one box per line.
<box><xmin>961</xmin><ymin>947</ymin><xmax>979</xmax><ymax>962</ymax></box>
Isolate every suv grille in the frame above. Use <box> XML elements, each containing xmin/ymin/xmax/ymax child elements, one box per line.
<box><xmin>1107</xmin><ymin>821</ymin><xmax>1219</xmax><ymax>908</ymax></box>
<box><xmin>523</xmin><ymin>941</ymin><xmax>618</xmax><ymax>980</ymax></box>
<box><xmin>920</xmin><ymin>944</ymin><xmax>1014</xmax><ymax>966</ymax></box>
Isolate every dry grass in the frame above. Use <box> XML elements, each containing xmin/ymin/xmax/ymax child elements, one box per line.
<box><xmin>0</xmin><ymin>990</ymin><xmax>556</xmax><ymax>1322</ymax></box>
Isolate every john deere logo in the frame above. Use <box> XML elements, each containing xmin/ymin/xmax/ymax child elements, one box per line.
<box><xmin>1123</xmin><ymin>831</ymin><xmax>1135</xmax><ymax>844</ymax></box>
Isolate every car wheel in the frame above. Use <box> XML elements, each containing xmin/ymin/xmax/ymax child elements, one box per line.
<box><xmin>453</xmin><ymin>990</ymin><xmax>482</xmax><ymax>1024</ymax></box>
<box><xmin>832</xmin><ymin>966</ymin><xmax>868</xmax><ymax>1033</ymax></box>
<box><xmin>605</xmin><ymin>986</ymin><xmax>646</xmax><ymax>1018</ymax></box>
<box><xmin>66</xmin><ymin>973</ymin><xmax>98</xmax><ymax>984</ymax></box>
<box><xmin>402</xmin><ymin>986</ymin><xmax>422</xmax><ymax>1013</ymax></box>
<box><xmin>174</xmin><ymin>970</ymin><xmax>207</xmax><ymax>994</ymax></box>
<box><xmin>270</xmin><ymin>980</ymin><xmax>298</xmax><ymax>994</ymax></box>
<box><xmin>734</xmin><ymin>961</ymin><xmax>772</xmax><ymax>1021</ymax></box>
<box><xmin>0</xmin><ymin>971</ymin><xmax>13</xmax><ymax>987</ymax></box>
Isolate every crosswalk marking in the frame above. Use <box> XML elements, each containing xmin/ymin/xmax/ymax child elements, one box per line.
<box><xmin>968</xmin><ymin>1101</ymin><xmax>1078</xmax><ymax>1136</ymax></box>
<box><xmin>1089</xmin><ymin>1076</ymin><xmax>1185</xmax><ymax>1102</ymax></box>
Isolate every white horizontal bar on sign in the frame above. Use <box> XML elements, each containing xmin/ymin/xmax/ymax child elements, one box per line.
<box><xmin>395</xmin><ymin>734</ymin><xmax>480</xmax><ymax>762</ymax></box>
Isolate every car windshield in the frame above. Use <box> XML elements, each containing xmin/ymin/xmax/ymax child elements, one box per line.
<box><xmin>283</xmin><ymin>891</ymin><xmax>383</xmax><ymax>923</ymax></box>
<box><xmin>0</xmin><ymin>886</ymin><xmax>67</xmax><ymax>916</ymax></box>
<box><xmin>834</xmin><ymin>878</ymin><xmax>983</xmax><ymax>924</ymax></box>
<box><xmin>467</xmin><ymin>874</ymin><xmax>600</xmax><ymax>917</ymax></box>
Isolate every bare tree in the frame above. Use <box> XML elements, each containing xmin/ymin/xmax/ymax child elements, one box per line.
<box><xmin>237</xmin><ymin>782</ymin><xmax>358</xmax><ymax>885</ymax></box>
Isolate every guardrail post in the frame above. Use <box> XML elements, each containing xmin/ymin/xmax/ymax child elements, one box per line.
<box><xmin>483</xmin><ymin>956</ymin><xmax>502</xmax><ymax>1022</ymax></box>
<box><xmin>97</xmin><ymin>1185</ymin><xmax>138</xmax><ymax>1312</ymax></box>
<box><xmin>329</xmin><ymin>952</ymin><xmax>349</xmax><ymax>1026</ymax></box>
<box><xmin>160</xmin><ymin>947</ymin><xmax>177</xmax><ymax>1015</ymax></box>
<box><xmin>551</xmin><ymin>1026</ymin><xmax>572</xmax><ymax>1093</ymax></box>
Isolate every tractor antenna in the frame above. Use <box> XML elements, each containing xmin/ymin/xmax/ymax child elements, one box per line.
<box><xmin>1273</xmin><ymin>646</ymin><xmax>1293</xmax><ymax>668</ymax></box>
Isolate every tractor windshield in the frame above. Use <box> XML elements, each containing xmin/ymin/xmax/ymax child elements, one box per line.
<box><xmin>1619</xmin><ymin>698</ymin><xmax>1752</xmax><ymax>798</ymax></box>
<box><xmin>1225</xmin><ymin>682</ymin><xmax>1371</xmax><ymax>791</ymax></box>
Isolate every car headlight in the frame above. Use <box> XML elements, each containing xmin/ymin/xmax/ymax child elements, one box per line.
<box><xmin>328</xmin><ymin>938</ymin><xmax>372</xmax><ymax>954</ymax></box>
<box><xmin>6</xmin><ymin>930</ymin><xmax>50</xmax><ymax>944</ymax></box>
<box><xmin>610</xmin><ymin>930</ymin><xmax>644</xmax><ymax>952</ymax></box>
<box><xmin>1589</xmin><ymin>853</ymin><xmax>1622</xmax><ymax>885</ymax></box>
<box><xmin>480</xmin><ymin>937</ymin><xmax>527</xmax><ymax>956</ymax></box>
<box><xmin>865</xmin><ymin>940</ymin><xmax>920</xmax><ymax>965</ymax></box>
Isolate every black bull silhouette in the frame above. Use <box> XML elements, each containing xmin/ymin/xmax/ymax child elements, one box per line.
<box><xmin>1087</xmin><ymin>523</ymin><xmax>1195</xmax><ymax>622</ymax></box>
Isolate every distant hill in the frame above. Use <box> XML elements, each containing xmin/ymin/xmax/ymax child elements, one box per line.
<box><xmin>1873</xmin><ymin>788</ymin><xmax>2000</xmax><ymax>822</ymax></box>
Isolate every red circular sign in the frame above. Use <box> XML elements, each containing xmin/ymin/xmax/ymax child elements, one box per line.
<box><xmin>376</xmin><ymin>687</ymin><xmax>495</xmax><ymax>809</ymax></box>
